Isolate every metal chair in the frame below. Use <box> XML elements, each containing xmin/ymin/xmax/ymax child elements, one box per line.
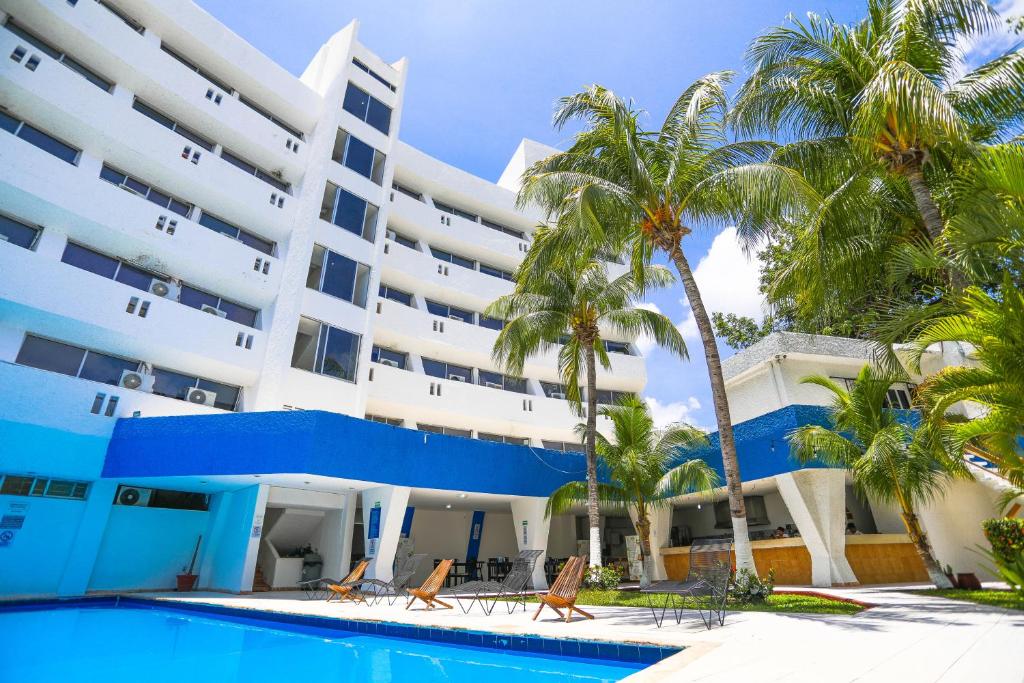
<box><xmin>446</xmin><ymin>549</ymin><xmax>544</xmax><ymax>615</ymax></box>
<box><xmin>640</xmin><ymin>540</ymin><xmax>732</xmax><ymax>629</ymax></box>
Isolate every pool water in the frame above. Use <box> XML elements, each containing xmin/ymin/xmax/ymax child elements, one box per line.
<box><xmin>0</xmin><ymin>602</ymin><xmax>653</xmax><ymax>682</ymax></box>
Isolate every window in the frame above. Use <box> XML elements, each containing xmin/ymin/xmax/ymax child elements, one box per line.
<box><xmin>151</xmin><ymin>367</ymin><xmax>240</xmax><ymax>411</ymax></box>
<box><xmin>320</xmin><ymin>182</ymin><xmax>378</xmax><ymax>241</ymax></box>
<box><xmin>196</xmin><ymin>211</ymin><xmax>274</xmax><ymax>255</ymax></box>
<box><xmin>4</xmin><ymin>20</ymin><xmax>113</xmax><ymax>91</ymax></box>
<box><xmin>434</xmin><ymin>200</ymin><xmax>478</xmax><ymax>223</ymax></box>
<box><xmin>594</xmin><ymin>389</ymin><xmax>634</xmax><ymax>406</ymax></box>
<box><xmin>417</xmin><ymin>424</ymin><xmax>472</xmax><ymax>438</ymax></box>
<box><xmin>425</xmin><ymin>299</ymin><xmax>473</xmax><ymax>323</ymax></box>
<box><xmin>478</xmin><ymin>370</ymin><xmax>528</xmax><ymax>394</ymax></box>
<box><xmin>479</xmin><ymin>433</ymin><xmax>529</xmax><ymax>446</ymax></box>
<box><xmin>61</xmin><ymin>242</ymin><xmax>164</xmax><ymax>292</ymax></box>
<box><xmin>352</xmin><ymin>58</ymin><xmax>397</xmax><ymax>92</ymax></box>
<box><xmin>291</xmin><ymin>317</ymin><xmax>361</xmax><ymax>382</ymax></box>
<box><xmin>542</xmin><ymin>440</ymin><xmax>586</xmax><ymax>453</ymax></box>
<box><xmin>15</xmin><ymin>335</ymin><xmax>139</xmax><ymax>385</ymax></box>
<box><xmin>332</xmin><ymin>129</ymin><xmax>386</xmax><ymax>184</ymax></box>
<box><xmin>179</xmin><ymin>285</ymin><xmax>259</xmax><ymax>328</ymax></box>
<box><xmin>160</xmin><ymin>42</ymin><xmax>233</xmax><ymax>94</ymax></box>
<box><xmin>0</xmin><ymin>213</ymin><xmax>41</xmax><ymax>249</ymax></box>
<box><xmin>715</xmin><ymin>496</ymin><xmax>769</xmax><ymax>528</ymax></box>
<box><xmin>430</xmin><ymin>247</ymin><xmax>474</xmax><ymax>270</ymax></box>
<box><xmin>479</xmin><ymin>263</ymin><xmax>514</xmax><ymax>281</ymax></box>
<box><xmin>392</xmin><ymin>183</ymin><xmax>422</xmax><ymax>201</ymax></box>
<box><xmin>238</xmin><ymin>94</ymin><xmax>305</xmax><ymax>139</ymax></box>
<box><xmin>885</xmin><ymin>383</ymin><xmax>915</xmax><ymax>410</ymax></box>
<box><xmin>342</xmin><ymin>82</ymin><xmax>392</xmax><ymax>135</ymax></box>
<box><xmin>605</xmin><ymin>340</ymin><xmax>632</xmax><ymax>355</ymax></box>
<box><xmin>378</xmin><ymin>284</ymin><xmax>413</xmax><ymax>307</ymax></box>
<box><xmin>541</xmin><ymin>381</ymin><xmax>578</xmax><ymax>400</ymax></box>
<box><xmin>0</xmin><ymin>110</ymin><xmax>79</xmax><ymax>164</ymax></box>
<box><xmin>421</xmin><ymin>357</ymin><xmax>472</xmax><ymax>383</ymax></box>
<box><xmin>385</xmin><ymin>228</ymin><xmax>416</xmax><ymax>249</ymax></box>
<box><xmin>481</xmin><ymin>218</ymin><xmax>525</xmax><ymax>239</ymax></box>
<box><xmin>220</xmin><ymin>149</ymin><xmax>290</xmax><ymax>192</ymax></box>
<box><xmin>366</xmin><ymin>414</ymin><xmax>403</xmax><ymax>427</ymax></box>
<box><xmin>113</xmin><ymin>485</ymin><xmax>209</xmax><ymax>511</ymax></box>
<box><xmin>95</xmin><ymin>0</ymin><xmax>145</xmax><ymax>33</ymax></box>
<box><xmin>132</xmin><ymin>98</ymin><xmax>214</xmax><ymax>151</ymax></box>
<box><xmin>478</xmin><ymin>315</ymin><xmax>505</xmax><ymax>331</ymax></box>
<box><xmin>0</xmin><ymin>474</ymin><xmax>88</xmax><ymax>500</ymax></box>
<box><xmin>371</xmin><ymin>345</ymin><xmax>407</xmax><ymax>369</ymax></box>
<box><xmin>100</xmin><ymin>165</ymin><xmax>192</xmax><ymax>218</ymax></box>
<box><xmin>306</xmin><ymin>245</ymin><xmax>370</xmax><ymax>308</ymax></box>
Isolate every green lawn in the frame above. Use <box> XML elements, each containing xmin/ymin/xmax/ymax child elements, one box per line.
<box><xmin>918</xmin><ymin>589</ymin><xmax>1024</xmax><ymax>611</ymax></box>
<box><xmin>520</xmin><ymin>589</ymin><xmax>864</xmax><ymax>615</ymax></box>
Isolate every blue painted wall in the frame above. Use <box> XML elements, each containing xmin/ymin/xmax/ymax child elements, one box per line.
<box><xmin>0</xmin><ymin>420</ymin><xmax>110</xmax><ymax>480</ymax></box>
<box><xmin>88</xmin><ymin>506</ymin><xmax>208</xmax><ymax>591</ymax></box>
<box><xmin>0</xmin><ymin>495</ymin><xmax>86</xmax><ymax>596</ymax></box>
<box><xmin>200</xmin><ymin>486</ymin><xmax>262</xmax><ymax>592</ymax></box>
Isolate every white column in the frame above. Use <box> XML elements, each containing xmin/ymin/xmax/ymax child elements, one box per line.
<box><xmin>510</xmin><ymin>496</ymin><xmax>551</xmax><ymax>589</ymax></box>
<box><xmin>333</xmin><ymin>489</ymin><xmax>358</xmax><ymax>580</ymax></box>
<box><xmin>627</xmin><ymin>505</ymin><xmax>672</xmax><ymax>581</ymax></box>
<box><xmin>197</xmin><ymin>484</ymin><xmax>268</xmax><ymax>593</ymax></box>
<box><xmin>361</xmin><ymin>485</ymin><xmax>411</xmax><ymax>582</ymax></box>
<box><xmin>775</xmin><ymin>470</ymin><xmax>857</xmax><ymax>587</ymax></box>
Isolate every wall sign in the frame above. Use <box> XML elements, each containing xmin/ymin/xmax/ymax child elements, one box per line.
<box><xmin>367</xmin><ymin>502</ymin><xmax>381</xmax><ymax>558</ymax></box>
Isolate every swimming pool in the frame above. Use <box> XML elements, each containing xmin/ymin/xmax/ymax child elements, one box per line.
<box><xmin>0</xmin><ymin>598</ymin><xmax>675</xmax><ymax>682</ymax></box>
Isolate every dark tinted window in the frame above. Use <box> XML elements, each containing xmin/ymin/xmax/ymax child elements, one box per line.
<box><xmin>479</xmin><ymin>315</ymin><xmax>504</xmax><ymax>331</ymax></box>
<box><xmin>332</xmin><ymin>187</ymin><xmax>369</xmax><ymax>237</ymax></box>
<box><xmin>342</xmin><ymin>83</ymin><xmax>370</xmax><ymax>119</ymax></box>
<box><xmin>114</xmin><ymin>262</ymin><xmax>157</xmax><ymax>291</ymax></box>
<box><xmin>217</xmin><ymin>300</ymin><xmax>259</xmax><ymax>328</ymax></box>
<box><xmin>341</xmin><ymin>83</ymin><xmax>392</xmax><ymax>135</ymax></box>
<box><xmin>78</xmin><ymin>351</ymin><xmax>138</xmax><ymax>385</ymax></box>
<box><xmin>8</xmin><ymin>119</ymin><xmax>80</xmax><ymax>164</ymax></box>
<box><xmin>344</xmin><ymin>135</ymin><xmax>376</xmax><ymax>177</ymax></box>
<box><xmin>371</xmin><ymin>346</ymin><xmax>407</xmax><ymax>369</ymax></box>
<box><xmin>152</xmin><ymin>368</ymin><xmax>196</xmax><ymax>401</ymax></box>
<box><xmin>317</xmin><ymin>325</ymin><xmax>360</xmax><ymax>381</ymax></box>
<box><xmin>0</xmin><ymin>215</ymin><xmax>40</xmax><ymax>249</ymax></box>
<box><xmin>321</xmin><ymin>250</ymin><xmax>358</xmax><ymax>302</ymax></box>
<box><xmin>197</xmin><ymin>378</ymin><xmax>240</xmax><ymax>411</ymax></box>
<box><xmin>61</xmin><ymin>243</ymin><xmax>119</xmax><ymax>278</ymax></box>
<box><xmin>16</xmin><ymin>336</ymin><xmax>86</xmax><ymax>377</ymax></box>
<box><xmin>378</xmin><ymin>285</ymin><xmax>412</xmax><ymax>306</ymax></box>
<box><xmin>366</xmin><ymin>98</ymin><xmax>392</xmax><ymax>135</ymax></box>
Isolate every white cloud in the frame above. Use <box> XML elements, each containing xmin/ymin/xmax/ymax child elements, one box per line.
<box><xmin>956</xmin><ymin>0</ymin><xmax>1023</xmax><ymax>77</ymax></box>
<box><xmin>633</xmin><ymin>302</ymin><xmax>661</xmax><ymax>356</ymax></box>
<box><xmin>677</xmin><ymin>227</ymin><xmax>765</xmax><ymax>340</ymax></box>
<box><xmin>644</xmin><ymin>396</ymin><xmax>702</xmax><ymax>429</ymax></box>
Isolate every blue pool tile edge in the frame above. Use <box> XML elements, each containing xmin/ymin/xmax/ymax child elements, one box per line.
<box><xmin>0</xmin><ymin>595</ymin><xmax>681</xmax><ymax>665</ymax></box>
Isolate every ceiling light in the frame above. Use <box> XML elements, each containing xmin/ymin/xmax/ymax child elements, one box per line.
<box><xmin>456</xmin><ymin>493</ymin><xmax>468</xmax><ymax>499</ymax></box>
<box><xmin>304</xmin><ymin>481</ymin><xmax>311</xmax><ymax>485</ymax></box>
<box><xmin>445</xmin><ymin>504</ymin><xmax>452</xmax><ymax>509</ymax></box>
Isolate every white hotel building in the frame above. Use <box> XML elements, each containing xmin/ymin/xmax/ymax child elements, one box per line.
<box><xmin>0</xmin><ymin>0</ymin><xmax>643</xmax><ymax>447</ymax></box>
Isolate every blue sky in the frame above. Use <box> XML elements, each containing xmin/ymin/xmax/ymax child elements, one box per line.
<box><xmin>194</xmin><ymin>0</ymin><xmax>1004</xmax><ymax>430</ymax></box>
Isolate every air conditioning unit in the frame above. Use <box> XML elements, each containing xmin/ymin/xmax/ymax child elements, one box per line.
<box><xmin>448</xmin><ymin>314</ymin><xmax>464</xmax><ymax>321</ymax></box>
<box><xmin>448</xmin><ymin>374</ymin><xmax>466</xmax><ymax>382</ymax></box>
<box><xmin>201</xmin><ymin>304</ymin><xmax>227</xmax><ymax>318</ymax></box>
<box><xmin>379</xmin><ymin>358</ymin><xmax>399</xmax><ymax>368</ymax></box>
<box><xmin>0</xmin><ymin>234</ymin><xmax>9</xmax><ymax>242</ymax></box>
<box><xmin>117</xmin><ymin>486</ymin><xmax>152</xmax><ymax>507</ymax></box>
<box><xmin>119</xmin><ymin>369</ymin><xmax>155</xmax><ymax>392</ymax></box>
<box><xmin>187</xmin><ymin>387</ymin><xmax>217</xmax><ymax>406</ymax></box>
<box><xmin>485</xmin><ymin>382</ymin><xmax>502</xmax><ymax>390</ymax></box>
<box><xmin>149</xmin><ymin>279</ymin><xmax>179</xmax><ymax>301</ymax></box>
<box><xmin>550</xmin><ymin>391</ymin><xmax>566</xmax><ymax>400</ymax></box>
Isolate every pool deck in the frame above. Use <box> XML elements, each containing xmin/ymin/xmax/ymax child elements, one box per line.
<box><xmin>143</xmin><ymin>584</ymin><xmax>1024</xmax><ymax>682</ymax></box>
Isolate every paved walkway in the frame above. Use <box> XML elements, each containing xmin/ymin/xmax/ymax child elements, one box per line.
<box><xmin>146</xmin><ymin>584</ymin><xmax>1024</xmax><ymax>682</ymax></box>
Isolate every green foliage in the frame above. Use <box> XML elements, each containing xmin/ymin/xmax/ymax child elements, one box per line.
<box><xmin>731</xmin><ymin>567</ymin><xmax>775</xmax><ymax>604</ymax></box>
<box><xmin>982</xmin><ymin>518</ymin><xmax>1024</xmax><ymax>595</ymax></box>
<box><xmin>918</xmin><ymin>589</ymin><xmax>1024</xmax><ymax>611</ymax></box>
<box><xmin>583</xmin><ymin>565</ymin><xmax>622</xmax><ymax>590</ymax></box>
<box><xmin>513</xmin><ymin>589</ymin><xmax>865</xmax><ymax>615</ymax></box>
<box><xmin>711</xmin><ymin>312</ymin><xmax>775</xmax><ymax>350</ymax></box>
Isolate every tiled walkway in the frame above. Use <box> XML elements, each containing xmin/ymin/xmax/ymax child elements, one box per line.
<box><xmin>146</xmin><ymin>584</ymin><xmax>1024</xmax><ymax>682</ymax></box>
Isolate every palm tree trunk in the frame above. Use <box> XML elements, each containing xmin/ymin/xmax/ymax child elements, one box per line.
<box><xmin>670</xmin><ymin>247</ymin><xmax>756</xmax><ymax>573</ymax></box>
<box><xmin>904</xmin><ymin>161</ymin><xmax>944</xmax><ymax>243</ymax></box>
<box><xmin>635</xmin><ymin>511</ymin><xmax>653</xmax><ymax>588</ymax></box>
<box><xmin>584</xmin><ymin>343</ymin><xmax>602</xmax><ymax>568</ymax></box>
<box><xmin>901</xmin><ymin>509</ymin><xmax>954</xmax><ymax>589</ymax></box>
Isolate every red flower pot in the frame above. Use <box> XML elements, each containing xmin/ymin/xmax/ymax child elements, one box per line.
<box><xmin>176</xmin><ymin>573</ymin><xmax>198</xmax><ymax>592</ymax></box>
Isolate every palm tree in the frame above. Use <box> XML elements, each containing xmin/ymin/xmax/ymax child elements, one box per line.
<box><xmin>516</xmin><ymin>75</ymin><xmax>809</xmax><ymax>572</ymax></box>
<box><xmin>546</xmin><ymin>396</ymin><xmax>718</xmax><ymax>586</ymax></box>
<box><xmin>732</xmin><ymin>0</ymin><xmax>1021</xmax><ymax>290</ymax></box>
<box><xmin>487</xmin><ymin>260</ymin><xmax>687</xmax><ymax>567</ymax></box>
<box><xmin>788</xmin><ymin>365</ymin><xmax>970</xmax><ymax>588</ymax></box>
<box><xmin>908</xmin><ymin>275</ymin><xmax>1024</xmax><ymax>498</ymax></box>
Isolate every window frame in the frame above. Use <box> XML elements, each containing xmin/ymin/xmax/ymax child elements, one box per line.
<box><xmin>0</xmin><ymin>110</ymin><xmax>80</xmax><ymax>165</ymax></box>
<box><xmin>306</xmin><ymin>244</ymin><xmax>371</xmax><ymax>308</ymax></box>
<box><xmin>320</xmin><ymin>182</ymin><xmax>378</xmax><ymax>242</ymax></box>
<box><xmin>290</xmin><ymin>316</ymin><xmax>362</xmax><ymax>383</ymax></box>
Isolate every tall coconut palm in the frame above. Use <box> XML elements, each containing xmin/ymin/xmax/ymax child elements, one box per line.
<box><xmin>487</xmin><ymin>260</ymin><xmax>686</xmax><ymax>567</ymax></box>
<box><xmin>516</xmin><ymin>75</ymin><xmax>810</xmax><ymax>571</ymax></box>
<box><xmin>547</xmin><ymin>396</ymin><xmax>718</xmax><ymax>586</ymax></box>
<box><xmin>732</xmin><ymin>0</ymin><xmax>1022</xmax><ymax>292</ymax></box>
<box><xmin>788</xmin><ymin>365</ymin><xmax>971</xmax><ymax>588</ymax></box>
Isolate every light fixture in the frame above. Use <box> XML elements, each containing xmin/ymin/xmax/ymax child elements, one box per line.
<box><xmin>697</xmin><ymin>503</ymin><xmax>702</xmax><ymax>510</ymax></box>
<box><xmin>445</xmin><ymin>504</ymin><xmax>452</xmax><ymax>509</ymax></box>
<box><xmin>254</xmin><ymin>475</ymin><xmax>261</xmax><ymax>478</ymax></box>
<box><xmin>456</xmin><ymin>493</ymin><xmax>468</xmax><ymax>499</ymax></box>
<box><xmin>304</xmin><ymin>481</ymin><xmax>311</xmax><ymax>485</ymax></box>
<box><xmin>199</xmin><ymin>481</ymin><xmax>208</xmax><ymax>485</ymax></box>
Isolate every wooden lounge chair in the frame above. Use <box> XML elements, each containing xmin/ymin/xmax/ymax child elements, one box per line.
<box><xmin>406</xmin><ymin>559</ymin><xmax>454</xmax><ymax>610</ymax></box>
<box><xmin>533</xmin><ymin>555</ymin><xmax>593</xmax><ymax>623</ymax></box>
<box><xmin>325</xmin><ymin>560</ymin><xmax>369</xmax><ymax>603</ymax></box>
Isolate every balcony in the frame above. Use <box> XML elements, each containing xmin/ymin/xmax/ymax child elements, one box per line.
<box><xmin>0</xmin><ymin>133</ymin><xmax>280</xmax><ymax>307</ymax></box>
<box><xmin>388</xmin><ymin>191</ymin><xmax>527</xmax><ymax>270</ymax></box>
<box><xmin>0</xmin><ymin>241</ymin><xmax>265</xmax><ymax>386</ymax></box>
<box><xmin>0</xmin><ymin>27</ymin><xmax>295</xmax><ymax>242</ymax></box>
<box><xmin>12</xmin><ymin>0</ymin><xmax>309</xmax><ymax>180</ymax></box>
<box><xmin>380</xmin><ymin>239</ymin><xmax>512</xmax><ymax>312</ymax></box>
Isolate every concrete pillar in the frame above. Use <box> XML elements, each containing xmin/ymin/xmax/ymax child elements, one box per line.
<box><xmin>331</xmin><ymin>489</ymin><xmax>358</xmax><ymax>579</ymax></box>
<box><xmin>628</xmin><ymin>505</ymin><xmax>672</xmax><ymax>581</ymax></box>
<box><xmin>56</xmin><ymin>479</ymin><xmax>118</xmax><ymax>596</ymax></box>
<box><xmin>361</xmin><ymin>485</ymin><xmax>410</xmax><ymax>582</ymax></box>
<box><xmin>510</xmin><ymin>496</ymin><xmax>551</xmax><ymax>589</ymax></box>
<box><xmin>197</xmin><ymin>484</ymin><xmax>268</xmax><ymax>592</ymax></box>
<box><xmin>33</xmin><ymin>226</ymin><xmax>68</xmax><ymax>261</ymax></box>
<box><xmin>776</xmin><ymin>470</ymin><xmax>858</xmax><ymax>587</ymax></box>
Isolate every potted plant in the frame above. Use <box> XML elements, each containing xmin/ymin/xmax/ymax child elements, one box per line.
<box><xmin>176</xmin><ymin>535</ymin><xmax>202</xmax><ymax>592</ymax></box>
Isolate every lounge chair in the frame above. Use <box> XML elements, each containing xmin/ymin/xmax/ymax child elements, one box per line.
<box><xmin>446</xmin><ymin>549</ymin><xmax>543</xmax><ymax>615</ymax></box>
<box><xmin>298</xmin><ymin>577</ymin><xmax>339</xmax><ymax>600</ymax></box>
<box><xmin>639</xmin><ymin>539</ymin><xmax>732</xmax><ymax>629</ymax></box>
<box><xmin>407</xmin><ymin>559</ymin><xmax>454</xmax><ymax>610</ymax></box>
<box><xmin>355</xmin><ymin>553</ymin><xmax>429</xmax><ymax>606</ymax></box>
<box><xmin>532</xmin><ymin>555</ymin><xmax>593</xmax><ymax>623</ymax></box>
<box><xmin>325</xmin><ymin>559</ymin><xmax>369</xmax><ymax>603</ymax></box>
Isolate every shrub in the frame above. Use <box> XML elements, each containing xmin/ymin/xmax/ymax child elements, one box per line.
<box><xmin>982</xmin><ymin>518</ymin><xmax>1024</xmax><ymax>595</ymax></box>
<box><xmin>583</xmin><ymin>565</ymin><xmax>621</xmax><ymax>590</ymax></box>
<box><xmin>731</xmin><ymin>567</ymin><xmax>775</xmax><ymax>604</ymax></box>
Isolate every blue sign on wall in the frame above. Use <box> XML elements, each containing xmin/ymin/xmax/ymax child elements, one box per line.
<box><xmin>401</xmin><ymin>506</ymin><xmax>415</xmax><ymax>538</ymax></box>
<box><xmin>465</xmin><ymin>510</ymin><xmax>485</xmax><ymax>580</ymax></box>
<box><xmin>367</xmin><ymin>503</ymin><xmax>381</xmax><ymax>558</ymax></box>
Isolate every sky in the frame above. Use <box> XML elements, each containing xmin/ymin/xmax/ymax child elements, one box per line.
<box><xmin>197</xmin><ymin>0</ymin><xmax>1021</xmax><ymax>431</ymax></box>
